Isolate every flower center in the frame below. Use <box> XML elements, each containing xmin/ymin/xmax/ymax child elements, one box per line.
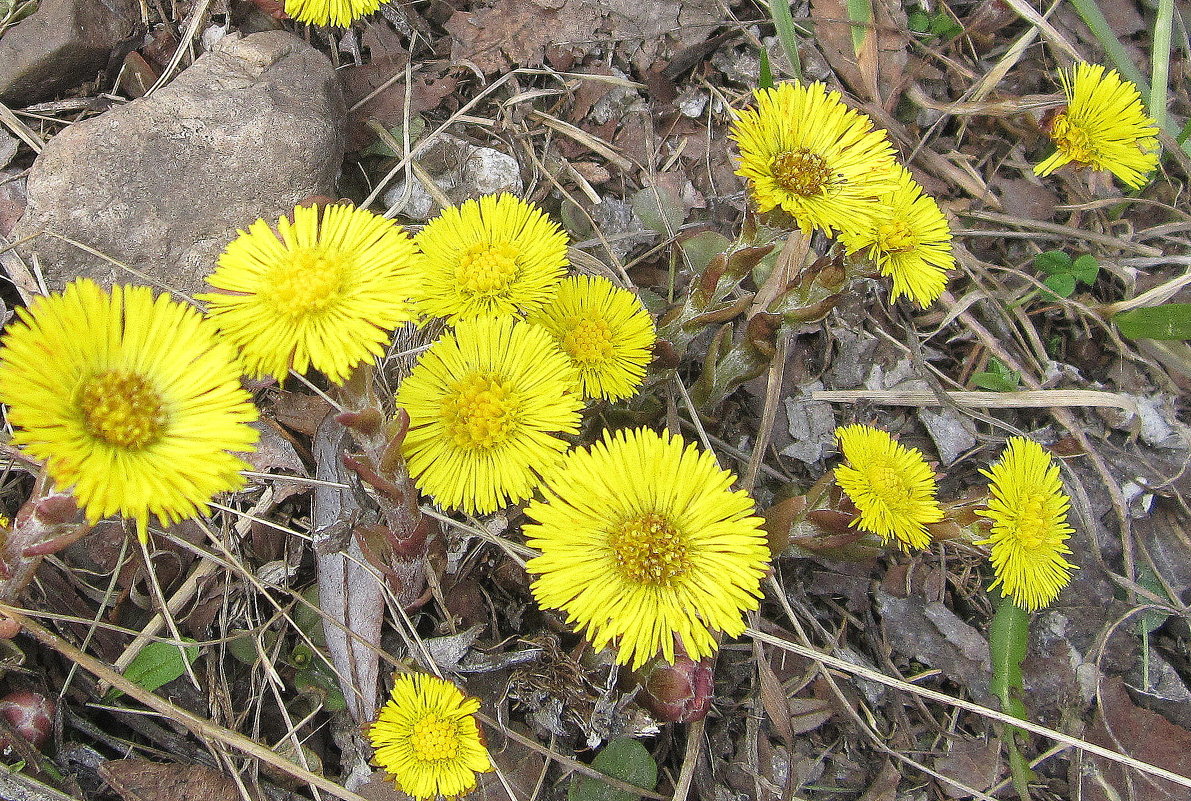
<box><xmin>770</xmin><ymin>149</ymin><xmax>833</xmax><ymax>197</ymax></box>
<box><xmin>457</xmin><ymin>242</ymin><xmax>521</xmax><ymax>296</ymax></box>
<box><xmin>865</xmin><ymin>465</ymin><xmax>915</xmax><ymax>512</ymax></box>
<box><xmin>607</xmin><ymin>512</ymin><xmax>691</xmax><ymax>586</ymax></box>
<box><xmin>263</xmin><ymin>248</ymin><xmax>345</xmax><ymax>318</ymax></box>
<box><xmin>876</xmin><ymin>219</ymin><xmax>917</xmax><ymax>253</ymax></box>
<box><xmin>1012</xmin><ymin>496</ymin><xmax>1051</xmax><ymax>549</ymax></box>
<box><xmin>78</xmin><ymin>370</ymin><xmax>167</xmax><ymax>450</ymax></box>
<box><xmin>1051</xmin><ymin>112</ymin><xmax>1097</xmax><ymax>164</ymax></box>
<box><xmin>440</xmin><ymin>371</ymin><xmax>519</xmax><ymax>449</ymax></box>
<box><xmin>409</xmin><ymin>714</ymin><xmax>460</xmax><ymax>763</ymax></box>
<box><xmin>561</xmin><ymin>315</ymin><xmax>615</xmax><ymax>365</ymax></box>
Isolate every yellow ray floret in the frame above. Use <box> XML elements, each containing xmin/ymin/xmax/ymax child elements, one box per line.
<box><xmin>1034</xmin><ymin>62</ymin><xmax>1159</xmax><ymax>189</ymax></box>
<box><xmin>414</xmin><ymin>193</ymin><xmax>569</xmax><ymax>322</ymax></box>
<box><xmin>200</xmin><ymin>203</ymin><xmax>419</xmax><ymax>385</ymax></box>
<box><xmin>730</xmin><ymin>81</ymin><xmax>899</xmax><ymax>236</ymax></box>
<box><xmin>284</xmin><ymin>0</ymin><xmax>381</xmax><ymax>27</ymax></box>
<box><xmin>396</xmin><ymin>316</ymin><xmax>582</xmax><ymax>515</ymax></box>
<box><xmin>368</xmin><ymin>673</ymin><xmax>493</xmax><ymax>801</ymax></box>
<box><xmin>525</xmin><ymin>275</ymin><xmax>656</xmax><ymax>401</ymax></box>
<box><xmin>839</xmin><ymin>167</ymin><xmax>954</xmax><ymax>308</ymax></box>
<box><xmin>976</xmin><ymin>437</ymin><xmax>1076</xmax><ymax>611</ymax></box>
<box><xmin>834</xmin><ymin>424</ymin><xmax>943</xmax><ymax>551</ymax></box>
<box><xmin>0</xmin><ymin>280</ymin><xmax>259</xmax><ymax>541</ymax></box>
<box><xmin>526</xmin><ymin>427</ymin><xmax>771</xmax><ymax>670</ymax></box>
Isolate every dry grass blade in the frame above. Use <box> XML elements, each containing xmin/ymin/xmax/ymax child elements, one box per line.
<box><xmin>0</xmin><ymin>604</ymin><xmax>373</xmax><ymax>801</ymax></box>
<box><xmin>747</xmin><ymin>628</ymin><xmax>1191</xmax><ymax>791</ymax></box>
<box><xmin>812</xmin><ymin>388</ymin><xmax>1140</xmax><ymax>414</ymax></box>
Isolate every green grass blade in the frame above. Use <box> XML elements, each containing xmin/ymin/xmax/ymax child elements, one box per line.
<box><xmin>1151</xmin><ymin>0</ymin><xmax>1173</xmax><ymax>132</ymax></box>
<box><xmin>1066</xmin><ymin>0</ymin><xmax>1150</xmax><ymax>94</ymax></box>
<box><xmin>767</xmin><ymin>0</ymin><xmax>803</xmax><ymax>81</ymax></box>
<box><xmin>845</xmin><ymin>0</ymin><xmax>872</xmax><ymax>53</ymax></box>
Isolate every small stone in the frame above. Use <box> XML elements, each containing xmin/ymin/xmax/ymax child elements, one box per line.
<box><xmin>9</xmin><ymin>31</ymin><xmax>345</xmax><ymax>297</ymax></box>
<box><xmin>383</xmin><ymin>133</ymin><xmax>522</xmax><ymax>221</ymax></box>
<box><xmin>0</xmin><ymin>0</ymin><xmax>140</xmax><ymax>107</ymax></box>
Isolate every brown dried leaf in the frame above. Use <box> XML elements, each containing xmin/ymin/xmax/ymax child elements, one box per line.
<box><xmin>809</xmin><ymin>0</ymin><xmax>908</xmax><ymax>105</ymax></box>
<box><xmin>1079</xmin><ymin>676</ymin><xmax>1191</xmax><ymax>801</ymax></box>
<box><xmin>445</xmin><ymin>0</ymin><xmax>596</xmax><ymax>74</ymax></box>
<box><xmin>100</xmin><ymin>760</ymin><xmax>263</xmax><ymax>801</ymax></box>
<box><xmin>933</xmin><ymin>738</ymin><xmax>1000</xmax><ymax>798</ymax></box>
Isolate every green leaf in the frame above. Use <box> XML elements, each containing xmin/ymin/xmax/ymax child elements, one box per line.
<box><xmin>758</xmin><ymin>47</ymin><xmax>774</xmax><ymax>90</ymax></box>
<box><xmin>1113</xmin><ymin>304</ymin><xmax>1191</xmax><ymax>340</ymax></box>
<box><xmin>988</xmin><ymin>594</ymin><xmax>1029</xmax><ymax>721</ymax></box>
<box><xmin>1042</xmin><ymin>273</ymin><xmax>1076</xmax><ymax>299</ymax></box>
<box><xmin>1034</xmin><ymin>250</ymin><xmax>1072</xmax><ymax>275</ymax></box>
<box><xmin>907</xmin><ymin>10</ymin><xmax>930</xmax><ymax>32</ymax></box>
<box><xmin>679</xmin><ymin>231</ymin><xmax>732</xmax><ymax>274</ymax></box>
<box><xmin>114</xmin><ymin>640</ymin><xmax>199</xmax><ymax>698</ymax></box>
<box><xmin>1135</xmin><ymin>565</ymin><xmax>1172</xmax><ymax>636</ymax></box>
<box><xmin>971</xmin><ymin>371</ymin><xmax>1019</xmax><ymax>392</ymax></box>
<box><xmin>928</xmin><ymin>11</ymin><xmax>963</xmax><ymax>36</ymax></box>
<box><xmin>1071</xmin><ymin>254</ymin><xmax>1100</xmax><ymax>285</ymax></box>
<box><xmin>632</xmin><ymin>186</ymin><xmax>686</xmax><ymax>236</ymax></box>
<box><xmin>568</xmin><ymin>738</ymin><xmax>658</xmax><ymax>801</ymax></box>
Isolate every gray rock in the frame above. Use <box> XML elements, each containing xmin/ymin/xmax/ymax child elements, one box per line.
<box><xmin>0</xmin><ymin>0</ymin><xmax>140</xmax><ymax>107</ymax></box>
<box><xmin>383</xmin><ymin>133</ymin><xmax>523</xmax><ymax>221</ymax></box>
<box><xmin>8</xmin><ymin>31</ymin><xmax>345</xmax><ymax>297</ymax></box>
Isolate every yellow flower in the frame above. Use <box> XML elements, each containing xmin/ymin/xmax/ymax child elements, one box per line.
<box><xmin>525</xmin><ymin>427</ymin><xmax>770</xmax><ymax>670</ymax></box>
<box><xmin>396</xmin><ymin>316</ymin><xmax>582</xmax><ymax>515</ymax></box>
<box><xmin>0</xmin><ymin>280</ymin><xmax>259</xmax><ymax>542</ymax></box>
<box><xmin>839</xmin><ymin>167</ymin><xmax>953</xmax><ymax>307</ymax></box>
<box><xmin>200</xmin><ymin>203</ymin><xmax>419</xmax><ymax>385</ymax></box>
<box><xmin>414</xmin><ymin>194</ymin><xmax>569</xmax><ymax>322</ymax></box>
<box><xmin>284</xmin><ymin>0</ymin><xmax>380</xmax><ymax>26</ymax></box>
<box><xmin>525</xmin><ymin>275</ymin><xmax>656</xmax><ymax>401</ymax></box>
<box><xmin>834</xmin><ymin>425</ymin><xmax>943</xmax><ymax>551</ymax></box>
<box><xmin>976</xmin><ymin>437</ymin><xmax>1076</xmax><ymax>611</ymax></box>
<box><xmin>1034</xmin><ymin>62</ymin><xmax>1159</xmax><ymax>189</ymax></box>
<box><xmin>730</xmin><ymin>82</ymin><xmax>898</xmax><ymax>236</ymax></box>
<box><xmin>368</xmin><ymin>673</ymin><xmax>493</xmax><ymax>801</ymax></box>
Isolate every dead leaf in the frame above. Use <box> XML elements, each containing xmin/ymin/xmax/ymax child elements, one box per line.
<box><xmin>100</xmin><ymin>760</ymin><xmax>263</xmax><ymax>801</ymax></box>
<box><xmin>445</xmin><ymin>0</ymin><xmax>596</xmax><ymax>74</ymax></box>
<box><xmin>1079</xmin><ymin>676</ymin><xmax>1191</xmax><ymax>801</ymax></box>
<box><xmin>809</xmin><ymin>0</ymin><xmax>909</xmax><ymax>105</ymax></box>
<box><xmin>875</xmin><ymin>587</ymin><xmax>993</xmax><ymax>703</ymax></box>
<box><xmin>934</xmin><ymin>738</ymin><xmax>1000</xmax><ymax>799</ymax></box>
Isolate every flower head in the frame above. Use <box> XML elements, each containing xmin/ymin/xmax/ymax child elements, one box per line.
<box><xmin>839</xmin><ymin>168</ymin><xmax>953</xmax><ymax>307</ymax></box>
<box><xmin>525</xmin><ymin>275</ymin><xmax>656</xmax><ymax>401</ymax></box>
<box><xmin>414</xmin><ymin>194</ymin><xmax>569</xmax><ymax>322</ymax></box>
<box><xmin>1034</xmin><ymin>62</ymin><xmax>1159</xmax><ymax>189</ymax></box>
<box><xmin>976</xmin><ymin>437</ymin><xmax>1076</xmax><ymax>611</ymax></box>
<box><xmin>525</xmin><ymin>427</ymin><xmax>770</xmax><ymax>670</ymax></box>
<box><xmin>730</xmin><ymin>82</ymin><xmax>899</xmax><ymax>236</ymax></box>
<box><xmin>284</xmin><ymin>0</ymin><xmax>380</xmax><ymax>26</ymax></box>
<box><xmin>0</xmin><ymin>280</ymin><xmax>259</xmax><ymax>541</ymax></box>
<box><xmin>368</xmin><ymin>673</ymin><xmax>493</xmax><ymax>801</ymax></box>
<box><xmin>199</xmin><ymin>203</ymin><xmax>419</xmax><ymax>385</ymax></box>
<box><xmin>396</xmin><ymin>317</ymin><xmax>582</xmax><ymax>515</ymax></box>
<box><xmin>834</xmin><ymin>425</ymin><xmax>943</xmax><ymax>551</ymax></box>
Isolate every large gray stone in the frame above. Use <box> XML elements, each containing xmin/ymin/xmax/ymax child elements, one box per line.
<box><xmin>7</xmin><ymin>31</ymin><xmax>345</xmax><ymax>297</ymax></box>
<box><xmin>0</xmin><ymin>0</ymin><xmax>140</xmax><ymax>107</ymax></box>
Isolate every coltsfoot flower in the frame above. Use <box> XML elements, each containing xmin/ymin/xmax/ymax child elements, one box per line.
<box><xmin>368</xmin><ymin>673</ymin><xmax>493</xmax><ymax>801</ymax></box>
<box><xmin>525</xmin><ymin>275</ymin><xmax>656</xmax><ymax>401</ymax></box>
<box><xmin>200</xmin><ymin>203</ymin><xmax>419</xmax><ymax>385</ymax></box>
<box><xmin>0</xmin><ymin>280</ymin><xmax>259</xmax><ymax>541</ymax></box>
<box><xmin>413</xmin><ymin>194</ymin><xmax>569</xmax><ymax>322</ymax></box>
<box><xmin>396</xmin><ymin>316</ymin><xmax>582</xmax><ymax>515</ymax></box>
<box><xmin>731</xmin><ymin>82</ymin><xmax>899</xmax><ymax>236</ymax></box>
<box><xmin>284</xmin><ymin>0</ymin><xmax>381</xmax><ymax>26</ymax></box>
<box><xmin>526</xmin><ymin>427</ymin><xmax>771</xmax><ymax>670</ymax></box>
<box><xmin>976</xmin><ymin>437</ymin><xmax>1076</xmax><ymax>611</ymax></box>
<box><xmin>834</xmin><ymin>425</ymin><xmax>943</xmax><ymax>551</ymax></box>
<box><xmin>1034</xmin><ymin>62</ymin><xmax>1159</xmax><ymax>189</ymax></box>
<box><xmin>838</xmin><ymin>167</ymin><xmax>954</xmax><ymax>307</ymax></box>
